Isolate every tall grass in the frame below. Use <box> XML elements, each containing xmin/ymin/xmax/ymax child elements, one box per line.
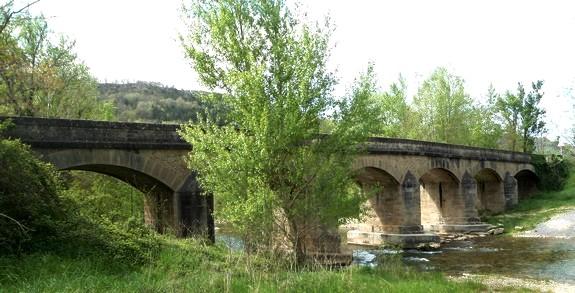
<box><xmin>0</xmin><ymin>237</ymin><xmax>486</xmax><ymax>292</ymax></box>
<box><xmin>487</xmin><ymin>172</ymin><xmax>575</xmax><ymax>233</ymax></box>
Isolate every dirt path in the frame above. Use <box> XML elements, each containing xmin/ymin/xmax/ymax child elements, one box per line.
<box><xmin>518</xmin><ymin>209</ymin><xmax>575</xmax><ymax>238</ymax></box>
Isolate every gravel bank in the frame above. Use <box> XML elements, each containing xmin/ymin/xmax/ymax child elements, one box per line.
<box><xmin>518</xmin><ymin>209</ymin><xmax>575</xmax><ymax>238</ymax></box>
<box><xmin>451</xmin><ymin>274</ymin><xmax>575</xmax><ymax>292</ymax></box>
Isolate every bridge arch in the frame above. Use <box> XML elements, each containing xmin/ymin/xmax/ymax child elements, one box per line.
<box><xmin>349</xmin><ymin>167</ymin><xmax>423</xmax><ymax>234</ymax></box>
<box><xmin>45</xmin><ymin>149</ymin><xmax>189</xmax><ymax>192</ymax></box>
<box><xmin>515</xmin><ymin>169</ymin><xmax>538</xmax><ymax>200</ymax></box>
<box><xmin>419</xmin><ymin>168</ymin><xmax>462</xmax><ymax>227</ymax></box>
<box><xmin>475</xmin><ymin>168</ymin><xmax>505</xmax><ymax>213</ymax></box>
<box><xmin>43</xmin><ymin>149</ymin><xmax>205</xmax><ymax>235</ymax></box>
<box><xmin>354</xmin><ymin>167</ymin><xmax>401</xmax><ymax>233</ymax></box>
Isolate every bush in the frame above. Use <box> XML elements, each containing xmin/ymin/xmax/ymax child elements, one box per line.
<box><xmin>57</xmin><ymin>216</ymin><xmax>160</xmax><ymax>266</ymax></box>
<box><xmin>532</xmin><ymin>154</ymin><xmax>570</xmax><ymax>191</ymax></box>
<box><xmin>0</xmin><ymin>137</ymin><xmax>67</xmax><ymax>254</ymax></box>
<box><xmin>0</xmin><ymin>124</ymin><xmax>160</xmax><ymax>264</ymax></box>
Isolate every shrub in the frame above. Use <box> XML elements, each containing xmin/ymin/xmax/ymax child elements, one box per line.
<box><xmin>57</xmin><ymin>215</ymin><xmax>160</xmax><ymax>266</ymax></box>
<box><xmin>0</xmin><ymin>136</ymin><xmax>67</xmax><ymax>254</ymax></box>
<box><xmin>0</xmin><ymin>121</ymin><xmax>160</xmax><ymax>264</ymax></box>
<box><xmin>531</xmin><ymin>154</ymin><xmax>570</xmax><ymax>191</ymax></box>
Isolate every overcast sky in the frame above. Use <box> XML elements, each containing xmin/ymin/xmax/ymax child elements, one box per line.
<box><xmin>27</xmin><ymin>0</ymin><xmax>575</xmax><ymax>142</ymax></box>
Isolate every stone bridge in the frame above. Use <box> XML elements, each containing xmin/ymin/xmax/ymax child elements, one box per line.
<box><xmin>1</xmin><ymin>117</ymin><xmax>537</xmax><ymax>245</ymax></box>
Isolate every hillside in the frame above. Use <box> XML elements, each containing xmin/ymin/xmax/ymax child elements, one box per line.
<box><xmin>98</xmin><ymin>82</ymin><xmax>216</xmax><ymax>123</ymax></box>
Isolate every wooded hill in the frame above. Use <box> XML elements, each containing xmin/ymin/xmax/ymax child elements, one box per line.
<box><xmin>97</xmin><ymin>82</ymin><xmax>214</xmax><ymax>123</ymax></box>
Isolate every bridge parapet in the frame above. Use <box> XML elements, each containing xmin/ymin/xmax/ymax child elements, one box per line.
<box><xmin>1</xmin><ymin>116</ymin><xmax>530</xmax><ymax>164</ymax></box>
<box><xmin>365</xmin><ymin>138</ymin><xmax>530</xmax><ymax>163</ymax></box>
<box><xmin>0</xmin><ymin>116</ymin><xmax>188</xmax><ymax>149</ymax></box>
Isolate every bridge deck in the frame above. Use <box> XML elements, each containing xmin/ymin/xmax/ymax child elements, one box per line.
<box><xmin>0</xmin><ymin>116</ymin><xmax>530</xmax><ymax>163</ymax></box>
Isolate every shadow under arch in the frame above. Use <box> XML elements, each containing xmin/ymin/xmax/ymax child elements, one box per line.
<box><xmin>45</xmin><ymin>149</ymin><xmax>188</xmax><ymax>192</ymax></box>
<box><xmin>419</xmin><ymin>168</ymin><xmax>461</xmax><ymax>226</ymax></box>
<box><xmin>475</xmin><ymin>168</ymin><xmax>505</xmax><ymax>213</ymax></box>
<box><xmin>515</xmin><ymin>169</ymin><xmax>538</xmax><ymax>200</ymax></box>
<box><xmin>44</xmin><ymin>149</ymin><xmax>191</xmax><ymax>234</ymax></box>
<box><xmin>353</xmin><ymin>167</ymin><xmax>403</xmax><ymax>233</ymax></box>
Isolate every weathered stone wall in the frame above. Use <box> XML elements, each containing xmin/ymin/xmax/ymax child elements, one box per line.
<box><xmin>353</xmin><ymin>142</ymin><xmax>535</xmax><ymax>233</ymax></box>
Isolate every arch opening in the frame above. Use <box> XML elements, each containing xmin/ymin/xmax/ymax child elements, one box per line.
<box><xmin>419</xmin><ymin>168</ymin><xmax>460</xmax><ymax>226</ymax></box>
<box><xmin>352</xmin><ymin>167</ymin><xmax>402</xmax><ymax>233</ymax></box>
<box><xmin>475</xmin><ymin>169</ymin><xmax>504</xmax><ymax>214</ymax></box>
<box><xmin>515</xmin><ymin>170</ymin><xmax>538</xmax><ymax>200</ymax></box>
<box><xmin>62</xmin><ymin>164</ymin><xmax>175</xmax><ymax>234</ymax></box>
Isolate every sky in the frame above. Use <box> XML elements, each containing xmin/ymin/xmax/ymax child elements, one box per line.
<box><xmin>26</xmin><ymin>0</ymin><xmax>575</xmax><ymax>142</ymax></box>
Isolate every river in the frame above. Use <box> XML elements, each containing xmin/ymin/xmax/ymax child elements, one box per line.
<box><xmin>216</xmin><ymin>230</ymin><xmax>575</xmax><ymax>285</ymax></box>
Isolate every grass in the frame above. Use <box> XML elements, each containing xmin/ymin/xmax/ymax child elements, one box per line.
<box><xmin>487</xmin><ymin>171</ymin><xmax>575</xmax><ymax>234</ymax></box>
<box><xmin>0</xmin><ymin>237</ymin><xmax>488</xmax><ymax>292</ymax></box>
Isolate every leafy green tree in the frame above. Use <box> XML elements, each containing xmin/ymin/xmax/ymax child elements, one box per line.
<box><xmin>495</xmin><ymin>85</ymin><xmax>523</xmax><ymax>151</ymax></box>
<box><xmin>463</xmin><ymin>85</ymin><xmax>503</xmax><ymax>148</ymax></box>
<box><xmin>371</xmin><ymin>76</ymin><xmax>412</xmax><ymax>138</ymax></box>
<box><xmin>180</xmin><ymin>0</ymin><xmax>378</xmax><ymax>263</ymax></box>
<box><xmin>411</xmin><ymin>67</ymin><xmax>474</xmax><ymax>144</ymax></box>
<box><xmin>466</xmin><ymin>105</ymin><xmax>502</xmax><ymax>149</ymax></box>
<box><xmin>494</xmin><ymin>81</ymin><xmax>546</xmax><ymax>153</ymax></box>
<box><xmin>0</xmin><ymin>6</ymin><xmax>113</xmax><ymax>120</ymax></box>
<box><xmin>520</xmin><ymin>81</ymin><xmax>546</xmax><ymax>153</ymax></box>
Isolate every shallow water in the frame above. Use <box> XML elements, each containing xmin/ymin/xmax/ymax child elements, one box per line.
<box><xmin>346</xmin><ymin>236</ymin><xmax>575</xmax><ymax>284</ymax></box>
<box><xmin>216</xmin><ymin>230</ymin><xmax>575</xmax><ymax>284</ymax></box>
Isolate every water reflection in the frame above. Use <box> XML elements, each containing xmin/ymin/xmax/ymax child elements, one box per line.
<box><xmin>216</xmin><ymin>229</ymin><xmax>575</xmax><ymax>284</ymax></box>
<box><xmin>364</xmin><ymin>237</ymin><xmax>575</xmax><ymax>284</ymax></box>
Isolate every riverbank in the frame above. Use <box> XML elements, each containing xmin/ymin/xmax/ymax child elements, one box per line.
<box><xmin>450</xmin><ymin>274</ymin><xmax>575</xmax><ymax>293</ymax></box>
<box><xmin>487</xmin><ymin>172</ymin><xmax>575</xmax><ymax>235</ymax></box>
<box><xmin>0</xmin><ymin>237</ymin><xmax>488</xmax><ymax>292</ymax></box>
<box><xmin>518</xmin><ymin>209</ymin><xmax>575</xmax><ymax>238</ymax></box>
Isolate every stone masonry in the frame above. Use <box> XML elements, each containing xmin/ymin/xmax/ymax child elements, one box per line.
<box><xmin>1</xmin><ymin>116</ymin><xmax>537</xmax><ymax>246</ymax></box>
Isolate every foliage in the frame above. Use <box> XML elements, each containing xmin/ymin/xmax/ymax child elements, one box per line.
<box><xmin>180</xmin><ymin>0</ymin><xmax>379</xmax><ymax>263</ymax></box>
<box><xmin>370</xmin><ymin>76</ymin><xmax>413</xmax><ymax>138</ymax></box>
<box><xmin>0</xmin><ymin>238</ymin><xmax>486</xmax><ymax>292</ymax></box>
<box><xmin>494</xmin><ymin>82</ymin><xmax>546</xmax><ymax>153</ymax></box>
<box><xmin>61</xmin><ymin>171</ymin><xmax>145</xmax><ymax>224</ymax></box>
<box><xmin>0</xmin><ymin>133</ymin><xmax>159</xmax><ymax>264</ymax></box>
<box><xmin>97</xmin><ymin>81</ymin><xmax>220</xmax><ymax>123</ymax></box>
<box><xmin>411</xmin><ymin>67</ymin><xmax>475</xmax><ymax>144</ymax></box>
<box><xmin>531</xmin><ymin>154</ymin><xmax>570</xmax><ymax>191</ymax></box>
<box><xmin>495</xmin><ymin>85</ymin><xmax>523</xmax><ymax>151</ymax></box>
<box><xmin>466</xmin><ymin>103</ymin><xmax>503</xmax><ymax>149</ymax></box>
<box><xmin>0</xmin><ymin>3</ymin><xmax>113</xmax><ymax>119</ymax></box>
<box><xmin>0</xmin><ymin>136</ymin><xmax>65</xmax><ymax>255</ymax></box>
<box><xmin>520</xmin><ymin>81</ymin><xmax>546</xmax><ymax>153</ymax></box>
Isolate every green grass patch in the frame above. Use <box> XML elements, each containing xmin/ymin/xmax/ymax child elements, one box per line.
<box><xmin>487</xmin><ymin>172</ymin><xmax>575</xmax><ymax>234</ymax></box>
<box><xmin>0</xmin><ymin>237</ymin><xmax>487</xmax><ymax>292</ymax></box>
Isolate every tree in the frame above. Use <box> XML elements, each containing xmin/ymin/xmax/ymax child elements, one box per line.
<box><xmin>520</xmin><ymin>81</ymin><xmax>546</xmax><ymax>153</ymax></box>
<box><xmin>0</xmin><ymin>6</ymin><xmax>113</xmax><ymax>120</ymax></box>
<box><xmin>180</xmin><ymin>0</ymin><xmax>378</xmax><ymax>264</ymax></box>
<box><xmin>494</xmin><ymin>81</ymin><xmax>546</xmax><ymax>153</ymax></box>
<box><xmin>464</xmin><ymin>84</ymin><xmax>503</xmax><ymax>149</ymax></box>
<box><xmin>411</xmin><ymin>67</ymin><xmax>474</xmax><ymax>144</ymax></box>
<box><xmin>495</xmin><ymin>85</ymin><xmax>523</xmax><ymax>151</ymax></box>
<box><xmin>371</xmin><ymin>76</ymin><xmax>412</xmax><ymax>138</ymax></box>
<box><xmin>0</xmin><ymin>1</ymin><xmax>39</xmax><ymax>35</ymax></box>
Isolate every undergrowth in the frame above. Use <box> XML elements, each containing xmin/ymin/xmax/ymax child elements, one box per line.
<box><xmin>0</xmin><ymin>237</ymin><xmax>487</xmax><ymax>292</ymax></box>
